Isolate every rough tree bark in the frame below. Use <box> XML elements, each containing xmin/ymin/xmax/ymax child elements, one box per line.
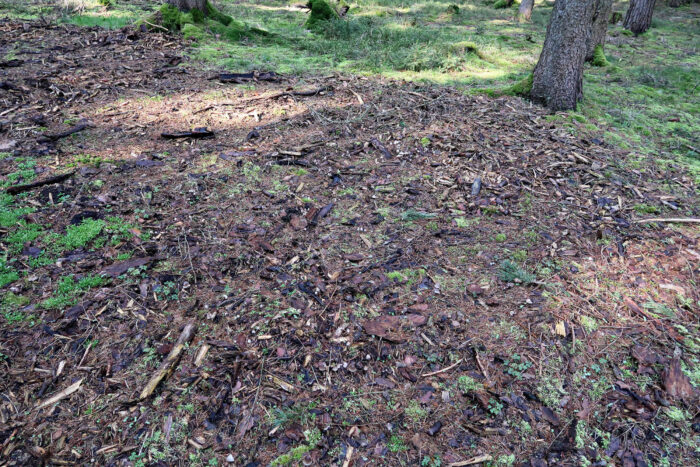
<box><xmin>624</xmin><ymin>0</ymin><xmax>656</xmax><ymax>34</ymax></box>
<box><xmin>585</xmin><ymin>0</ymin><xmax>614</xmax><ymax>61</ymax></box>
<box><xmin>166</xmin><ymin>0</ymin><xmax>206</xmax><ymax>11</ymax></box>
<box><xmin>517</xmin><ymin>0</ymin><xmax>534</xmax><ymax>21</ymax></box>
<box><xmin>531</xmin><ymin>0</ymin><xmax>597</xmax><ymax>111</ymax></box>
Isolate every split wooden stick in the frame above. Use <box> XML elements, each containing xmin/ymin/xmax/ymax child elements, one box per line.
<box><xmin>139</xmin><ymin>322</ymin><xmax>196</xmax><ymax>400</ymax></box>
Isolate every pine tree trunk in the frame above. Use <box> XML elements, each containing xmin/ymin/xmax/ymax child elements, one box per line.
<box><xmin>167</xmin><ymin>0</ymin><xmax>206</xmax><ymax>11</ymax></box>
<box><xmin>623</xmin><ymin>0</ymin><xmax>656</xmax><ymax>34</ymax></box>
<box><xmin>531</xmin><ymin>0</ymin><xmax>597</xmax><ymax>111</ymax></box>
<box><xmin>586</xmin><ymin>0</ymin><xmax>613</xmax><ymax>61</ymax></box>
<box><xmin>518</xmin><ymin>0</ymin><xmax>534</xmax><ymax>21</ymax></box>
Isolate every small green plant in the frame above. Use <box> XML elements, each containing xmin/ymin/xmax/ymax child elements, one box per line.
<box><xmin>387</xmin><ymin>434</ymin><xmax>408</xmax><ymax>453</ymax></box>
<box><xmin>270</xmin><ymin>428</ymin><xmax>322</xmax><ymax>466</ymax></box>
<box><xmin>455</xmin><ymin>217</ymin><xmax>477</xmax><ymax>228</ymax></box>
<box><xmin>503</xmin><ymin>354</ymin><xmax>532</xmax><ymax>379</ymax></box>
<box><xmin>268</xmin><ymin>402</ymin><xmax>318</xmax><ymax>429</ymax></box>
<box><xmin>511</xmin><ymin>249</ymin><xmax>527</xmax><ymax>262</ymax></box>
<box><xmin>404</xmin><ymin>400</ymin><xmax>427</xmax><ymax>423</ymax></box>
<box><xmin>633</xmin><ymin>203</ymin><xmax>660</xmax><ymax>214</ymax></box>
<box><xmin>498</xmin><ymin>260</ymin><xmax>535</xmax><ymax>284</ymax></box>
<box><xmin>401</xmin><ymin>209</ymin><xmax>436</xmax><ymax>221</ymax></box>
<box><xmin>493</xmin><ymin>233</ymin><xmax>507</xmax><ymax>242</ymax></box>
<box><xmin>457</xmin><ymin>375</ymin><xmax>482</xmax><ymax>393</ymax></box>
<box><xmin>487</xmin><ymin>398</ymin><xmax>503</xmax><ymax>416</ymax></box>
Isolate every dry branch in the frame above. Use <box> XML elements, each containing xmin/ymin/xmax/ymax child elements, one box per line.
<box><xmin>4</xmin><ymin>171</ymin><xmax>75</xmax><ymax>195</ymax></box>
<box><xmin>139</xmin><ymin>322</ymin><xmax>196</xmax><ymax>400</ymax></box>
<box><xmin>632</xmin><ymin>217</ymin><xmax>700</xmax><ymax>224</ymax></box>
<box><xmin>35</xmin><ymin>379</ymin><xmax>82</xmax><ymax>410</ymax></box>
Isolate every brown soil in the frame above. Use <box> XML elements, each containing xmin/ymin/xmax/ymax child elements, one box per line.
<box><xmin>1</xmin><ymin>20</ymin><xmax>698</xmax><ymax>467</ymax></box>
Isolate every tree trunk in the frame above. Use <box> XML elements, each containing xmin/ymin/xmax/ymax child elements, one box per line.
<box><xmin>623</xmin><ymin>0</ymin><xmax>656</xmax><ymax>34</ymax></box>
<box><xmin>585</xmin><ymin>0</ymin><xmax>613</xmax><ymax>61</ymax></box>
<box><xmin>531</xmin><ymin>0</ymin><xmax>597</xmax><ymax>111</ymax></box>
<box><xmin>517</xmin><ymin>0</ymin><xmax>534</xmax><ymax>21</ymax></box>
<box><xmin>166</xmin><ymin>0</ymin><xmax>206</xmax><ymax>11</ymax></box>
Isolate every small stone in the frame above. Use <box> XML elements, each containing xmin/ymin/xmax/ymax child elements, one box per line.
<box><xmin>226</xmin><ymin>454</ymin><xmax>235</xmax><ymax>463</ymax></box>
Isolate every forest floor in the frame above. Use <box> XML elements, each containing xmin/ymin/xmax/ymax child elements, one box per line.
<box><xmin>1</xmin><ymin>3</ymin><xmax>699</xmax><ymax>467</ymax></box>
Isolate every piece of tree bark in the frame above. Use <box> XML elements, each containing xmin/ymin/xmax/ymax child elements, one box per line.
<box><xmin>139</xmin><ymin>322</ymin><xmax>196</xmax><ymax>400</ymax></box>
<box><xmin>624</xmin><ymin>0</ymin><xmax>656</xmax><ymax>34</ymax></box>
<box><xmin>585</xmin><ymin>0</ymin><xmax>614</xmax><ymax>61</ymax></box>
<box><xmin>517</xmin><ymin>0</ymin><xmax>534</xmax><ymax>21</ymax></box>
<box><xmin>166</xmin><ymin>0</ymin><xmax>206</xmax><ymax>11</ymax></box>
<box><xmin>531</xmin><ymin>0</ymin><xmax>597</xmax><ymax>111</ymax></box>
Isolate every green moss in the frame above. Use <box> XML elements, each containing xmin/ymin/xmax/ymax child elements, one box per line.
<box><xmin>59</xmin><ymin>218</ymin><xmax>105</xmax><ymax>251</ymax></box>
<box><xmin>157</xmin><ymin>3</ymin><xmax>182</xmax><ymax>31</ymax></box>
<box><xmin>190</xmin><ymin>8</ymin><xmax>205</xmax><ymax>23</ymax></box>
<box><xmin>182</xmin><ymin>23</ymin><xmax>204</xmax><ymax>40</ymax></box>
<box><xmin>505</xmin><ymin>73</ymin><xmax>533</xmax><ymax>97</ymax></box>
<box><xmin>205</xmin><ymin>0</ymin><xmax>233</xmax><ymax>26</ymax></box>
<box><xmin>591</xmin><ymin>44</ymin><xmax>609</xmax><ymax>67</ymax></box>
<box><xmin>493</xmin><ymin>0</ymin><xmax>512</xmax><ymax>9</ymax></box>
<box><xmin>305</xmin><ymin>0</ymin><xmax>339</xmax><ymax>30</ymax></box>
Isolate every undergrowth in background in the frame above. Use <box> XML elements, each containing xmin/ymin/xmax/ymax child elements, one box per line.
<box><xmin>0</xmin><ymin>1</ymin><xmax>698</xmax><ymax>172</ymax></box>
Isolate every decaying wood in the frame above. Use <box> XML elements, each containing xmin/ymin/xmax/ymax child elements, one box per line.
<box><xmin>35</xmin><ymin>379</ymin><xmax>82</xmax><ymax>410</ymax></box>
<box><xmin>38</xmin><ymin>121</ymin><xmax>90</xmax><ymax>142</ymax></box>
<box><xmin>139</xmin><ymin>322</ymin><xmax>196</xmax><ymax>400</ymax></box>
<box><xmin>4</xmin><ymin>171</ymin><xmax>75</xmax><ymax>195</ymax></box>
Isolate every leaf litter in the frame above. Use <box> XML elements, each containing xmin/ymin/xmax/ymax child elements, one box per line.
<box><xmin>0</xmin><ymin>19</ymin><xmax>698</xmax><ymax>467</ymax></box>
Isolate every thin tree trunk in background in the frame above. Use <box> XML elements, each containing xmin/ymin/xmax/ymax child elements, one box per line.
<box><xmin>586</xmin><ymin>0</ymin><xmax>613</xmax><ymax>61</ymax></box>
<box><xmin>518</xmin><ymin>0</ymin><xmax>535</xmax><ymax>21</ymax></box>
<box><xmin>166</xmin><ymin>0</ymin><xmax>207</xmax><ymax>11</ymax></box>
<box><xmin>531</xmin><ymin>0</ymin><xmax>596</xmax><ymax>111</ymax></box>
<box><xmin>624</xmin><ymin>0</ymin><xmax>656</xmax><ymax>34</ymax></box>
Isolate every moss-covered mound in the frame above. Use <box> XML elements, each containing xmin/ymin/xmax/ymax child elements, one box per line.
<box><xmin>143</xmin><ymin>1</ymin><xmax>267</xmax><ymax>41</ymax></box>
<box><xmin>450</xmin><ymin>41</ymin><xmax>488</xmax><ymax>61</ymax></box>
<box><xmin>590</xmin><ymin>44</ymin><xmax>610</xmax><ymax>67</ymax></box>
<box><xmin>305</xmin><ymin>0</ymin><xmax>339</xmax><ymax>30</ymax></box>
<box><xmin>505</xmin><ymin>73</ymin><xmax>533</xmax><ymax>97</ymax></box>
<box><xmin>493</xmin><ymin>0</ymin><xmax>514</xmax><ymax>9</ymax></box>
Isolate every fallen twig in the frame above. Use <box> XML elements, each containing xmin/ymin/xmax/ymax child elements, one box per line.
<box><xmin>421</xmin><ymin>358</ymin><xmax>463</xmax><ymax>377</ymax></box>
<box><xmin>144</xmin><ymin>20</ymin><xmax>168</xmax><ymax>32</ymax></box>
<box><xmin>632</xmin><ymin>217</ymin><xmax>700</xmax><ymax>224</ymax></box>
<box><xmin>35</xmin><ymin>379</ymin><xmax>82</xmax><ymax>410</ymax></box>
<box><xmin>38</xmin><ymin>122</ymin><xmax>90</xmax><ymax>142</ymax></box>
<box><xmin>448</xmin><ymin>454</ymin><xmax>493</xmax><ymax>466</ymax></box>
<box><xmin>246</xmin><ymin>86</ymin><xmax>328</xmax><ymax>102</ymax></box>
<box><xmin>139</xmin><ymin>322</ymin><xmax>196</xmax><ymax>400</ymax></box>
<box><xmin>5</xmin><ymin>171</ymin><xmax>75</xmax><ymax>195</ymax></box>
